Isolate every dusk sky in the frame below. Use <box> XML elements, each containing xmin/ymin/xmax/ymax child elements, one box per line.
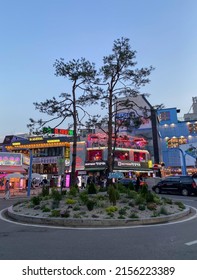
<box><xmin>1</xmin><ymin>0</ymin><xmax>197</xmax><ymax>139</ymax></box>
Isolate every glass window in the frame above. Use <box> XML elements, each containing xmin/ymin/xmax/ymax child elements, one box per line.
<box><xmin>87</xmin><ymin>150</ymin><xmax>102</xmax><ymax>161</ymax></box>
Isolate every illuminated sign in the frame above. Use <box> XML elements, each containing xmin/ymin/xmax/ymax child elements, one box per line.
<box><xmin>43</xmin><ymin>127</ymin><xmax>74</xmax><ymax>135</ymax></box>
<box><xmin>12</xmin><ymin>142</ymin><xmax>21</xmax><ymax>146</ymax></box>
<box><xmin>47</xmin><ymin>139</ymin><xmax>60</xmax><ymax>143</ymax></box>
<box><xmin>29</xmin><ymin>137</ymin><xmax>43</xmax><ymax>141</ymax></box>
<box><xmin>0</xmin><ymin>152</ymin><xmax>22</xmax><ymax>166</ymax></box>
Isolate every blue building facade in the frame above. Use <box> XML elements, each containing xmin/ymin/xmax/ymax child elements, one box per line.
<box><xmin>157</xmin><ymin>107</ymin><xmax>197</xmax><ymax>174</ymax></box>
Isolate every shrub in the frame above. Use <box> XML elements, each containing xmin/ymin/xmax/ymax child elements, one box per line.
<box><xmin>138</xmin><ymin>204</ymin><xmax>146</xmax><ymax>211</ymax></box>
<box><xmin>129</xmin><ymin>212</ymin><xmax>139</xmax><ymax>219</ymax></box>
<box><xmin>42</xmin><ymin>185</ymin><xmax>49</xmax><ymax>197</ymax></box>
<box><xmin>31</xmin><ymin>196</ymin><xmax>41</xmax><ymax>206</ymax></box>
<box><xmin>79</xmin><ymin>191</ymin><xmax>89</xmax><ymax>204</ymax></box>
<box><xmin>147</xmin><ymin>202</ymin><xmax>157</xmax><ymax>211</ymax></box>
<box><xmin>42</xmin><ymin>206</ymin><xmax>51</xmax><ymax>212</ymax></box>
<box><xmin>66</xmin><ymin>198</ymin><xmax>76</xmax><ymax>205</ymax></box>
<box><xmin>174</xmin><ymin>201</ymin><xmax>185</xmax><ymax>210</ymax></box>
<box><xmin>105</xmin><ymin>206</ymin><xmax>118</xmax><ymax>214</ymax></box>
<box><xmin>162</xmin><ymin>197</ymin><xmax>173</xmax><ymax>204</ymax></box>
<box><xmin>159</xmin><ymin>206</ymin><xmax>169</xmax><ymax>215</ymax></box>
<box><xmin>108</xmin><ymin>185</ymin><xmax>119</xmax><ymax>205</ymax></box>
<box><xmin>127</xmin><ymin>190</ymin><xmax>138</xmax><ymax>199</ymax></box>
<box><xmin>69</xmin><ymin>185</ymin><xmax>79</xmax><ymax>196</ymax></box>
<box><xmin>60</xmin><ymin>210</ymin><xmax>70</xmax><ymax>218</ymax></box>
<box><xmin>87</xmin><ymin>182</ymin><xmax>97</xmax><ymax>194</ymax></box>
<box><xmin>118</xmin><ymin>208</ymin><xmax>127</xmax><ymax>216</ymax></box>
<box><xmin>134</xmin><ymin>194</ymin><xmax>146</xmax><ymax>205</ymax></box>
<box><xmin>51</xmin><ymin>188</ymin><xmax>62</xmax><ymax>201</ymax></box>
<box><xmin>139</xmin><ymin>184</ymin><xmax>149</xmax><ymax>197</ymax></box>
<box><xmin>50</xmin><ymin>209</ymin><xmax>60</xmax><ymax>217</ymax></box>
<box><xmin>145</xmin><ymin>191</ymin><xmax>155</xmax><ymax>203</ymax></box>
<box><xmin>117</xmin><ymin>183</ymin><xmax>127</xmax><ymax>193</ymax></box>
<box><xmin>86</xmin><ymin>199</ymin><xmax>95</xmax><ymax>211</ymax></box>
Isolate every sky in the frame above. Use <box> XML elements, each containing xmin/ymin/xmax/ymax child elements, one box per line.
<box><xmin>1</xmin><ymin>0</ymin><xmax>197</xmax><ymax>139</ymax></box>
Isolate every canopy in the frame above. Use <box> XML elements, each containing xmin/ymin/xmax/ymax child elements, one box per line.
<box><xmin>5</xmin><ymin>173</ymin><xmax>25</xmax><ymax>179</ymax></box>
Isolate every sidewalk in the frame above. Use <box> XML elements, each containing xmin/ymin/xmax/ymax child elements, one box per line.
<box><xmin>0</xmin><ymin>188</ymin><xmax>41</xmax><ymax>199</ymax></box>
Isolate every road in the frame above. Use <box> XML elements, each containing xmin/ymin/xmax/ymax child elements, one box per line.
<box><xmin>0</xmin><ymin>195</ymin><xmax>197</xmax><ymax>260</ymax></box>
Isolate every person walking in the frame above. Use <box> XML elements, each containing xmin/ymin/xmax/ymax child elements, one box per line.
<box><xmin>4</xmin><ymin>179</ymin><xmax>10</xmax><ymax>200</ymax></box>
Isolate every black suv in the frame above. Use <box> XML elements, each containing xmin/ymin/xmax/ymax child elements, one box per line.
<box><xmin>152</xmin><ymin>175</ymin><xmax>197</xmax><ymax>196</ymax></box>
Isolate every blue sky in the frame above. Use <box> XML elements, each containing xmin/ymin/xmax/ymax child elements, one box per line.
<box><xmin>1</xmin><ymin>0</ymin><xmax>197</xmax><ymax>138</ymax></box>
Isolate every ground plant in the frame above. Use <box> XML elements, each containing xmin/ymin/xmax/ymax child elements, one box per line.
<box><xmin>13</xmin><ymin>183</ymin><xmax>186</xmax><ymax>221</ymax></box>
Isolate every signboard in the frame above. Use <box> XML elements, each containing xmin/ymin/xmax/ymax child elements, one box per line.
<box><xmin>43</xmin><ymin>127</ymin><xmax>74</xmax><ymax>136</ymax></box>
<box><xmin>114</xmin><ymin>161</ymin><xmax>149</xmax><ymax>170</ymax></box>
<box><xmin>0</xmin><ymin>152</ymin><xmax>22</xmax><ymax>166</ymax></box>
<box><xmin>108</xmin><ymin>172</ymin><xmax>124</xmax><ymax>179</ymax></box>
<box><xmin>85</xmin><ymin>161</ymin><xmax>107</xmax><ymax>170</ymax></box>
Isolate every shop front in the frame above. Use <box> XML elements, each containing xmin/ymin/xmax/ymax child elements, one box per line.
<box><xmin>0</xmin><ymin>152</ymin><xmax>28</xmax><ymax>191</ymax></box>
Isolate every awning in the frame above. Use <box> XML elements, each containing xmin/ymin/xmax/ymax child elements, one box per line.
<box><xmin>0</xmin><ymin>166</ymin><xmax>27</xmax><ymax>174</ymax></box>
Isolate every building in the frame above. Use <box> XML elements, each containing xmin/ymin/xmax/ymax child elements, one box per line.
<box><xmin>157</xmin><ymin>103</ymin><xmax>197</xmax><ymax>175</ymax></box>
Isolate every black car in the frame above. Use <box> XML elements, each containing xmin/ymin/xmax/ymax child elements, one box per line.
<box><xmin>118</xmin><ymin>178</ymin><xmax>136</xmax><ymax>187</ymax></box>
<box><xmin>152</xmin><ymin>175</ymin><xmax>197</xmax><ymax>196</ymax></box>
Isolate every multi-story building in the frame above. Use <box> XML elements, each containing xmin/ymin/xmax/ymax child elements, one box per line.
<box><xmin>157</xmin><ymin>99</ymin><xmax>197</xmax><ymax>175</ymax></box>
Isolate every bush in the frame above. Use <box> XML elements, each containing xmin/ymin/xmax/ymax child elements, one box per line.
<box><xmin>66</xmin><ymin>198</ymin><xmax>76</xmax><ymax>205</ymax></box>
<box><xmin>138</xmin><ymin>204</ymin><xmax>146</xmax><ymax>211</ymax></box>
<box><xmin>174</xmin><ymin>201</ymin><xmax>185</xmax><ymax>210</ymax></box>
<box><xmin>79</xmin><ymin>191</ymin><xmax>89</xmax><ymax>204</ymax></box>
<box><xmin>105</xmin><ymin>206</ymin><xmax>118</xmax><ymax>214</ymax></box>
<box><xmin>87</xmin><ymin>182</ymin><xmax>97</xmax><ymax>194</ymax></box>
<box><xmin>159</xmin><ymin>206</ymin><xmax>169</xmax><ymax>215</ymax></box>
<box><xmin>31</xmin><ymin>196</ymin><xmax>41</xmax><ymax>206</ymax></box>
<box><xmin>42</xmin><ymin>185</ymin><xmax>49</xmax><ymax>197</ymax></box>
<box><xmin>134</xmin><ymin>194</ymin><xmax>146</xmax><ymax>205</ymax></box>
<box><xmin>42</xmin><ymin>206</ymin><xmax>51</xmax><ymax>212</ymax></box>
<box><xmin>50</xmin><ymin>209</ymin><xmax>60</xmax><ymax>217</ymax></box>
<box><xmin>118</xmin><ymin>208</ymin><xmax>127</xmax><ymax>216</ymax></box>
<box><xmin>69</xmin><ymin>185</ymin><xmax>79</xmax><ymax>196</ymax></box>
<box><xmin>60</xmin><ymin>210</ymin><xmax>70</xmax><ymax>218</ymax></box>
<box><xmin>127</xmin><ymin>190</ymin><xmax>138</xmax><ymax>199</ymax></box>
<box><xmin>51</xmin><ymin>188</ymin><xmax>62</xmax><ymax>201</ymax></box>
<box><xmin>86</xmin><ymin>199</ymin><xmax>95</xmax><ymax>211</ymax></box>
<box><xmin>139</xmin><ymin>184</ymin><xmax>149</xmax><ymax>197</ymax></box>
<box><xmin>145</xmin><ymin>191</ymin><xmax>155</xmax><ymax>203</ymax></box>
<box><xmin>108</xmin><ymin>185</ymin><xmax>119</xmax><ymax>205</ymax></box>
<box><xmin>147</xmin><ymin>202</ymin><xmax>157</xmax><ymax>211</ymax></box>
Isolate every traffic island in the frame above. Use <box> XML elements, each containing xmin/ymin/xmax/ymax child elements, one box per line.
<box><xmin>6</xmin><ymin>205</ymin><xmax>192</xmax><ymax>227</ymax></box>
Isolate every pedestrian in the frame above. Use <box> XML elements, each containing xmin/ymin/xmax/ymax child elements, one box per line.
<box><xmin>4</xmin><ymin>180</ymin><xmax>10</xmax><ymax>200</ymax></box>
<box><xmin>81</xmin><ymin>176</ymin><xmax>86</xmax><ymax>189</ymax></box>
<box><xmin>135</xmin><ymin>176</ymin><xmax>140</xmax><ymax>192</ymax></box>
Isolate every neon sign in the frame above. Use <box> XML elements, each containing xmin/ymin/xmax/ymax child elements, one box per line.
<box><xmin>43</xmin><ymin>127</ymin><xmax>74</xmax><ymax>135</ymax></box>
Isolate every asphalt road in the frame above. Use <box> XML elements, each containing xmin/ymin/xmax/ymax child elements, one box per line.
<box><xmin>1</xmin><ymin>195</ymin><xmax>197</xmax><ymax>260</ymax></box>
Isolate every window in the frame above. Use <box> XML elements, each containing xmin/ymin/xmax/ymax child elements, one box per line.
<box><xmin>114</xmin><ymin>151</ymin><xmax>129</xmax><ymax>160</ymax></box>
<box><xmin>87</xmin><ymin>150</ymin><xmax>102</xmax><ymax>161</ymax></box>
<box><xmin>134</xmin><ymin>152</ymin><xmax>146</xmax><ymax>162</ymax></box>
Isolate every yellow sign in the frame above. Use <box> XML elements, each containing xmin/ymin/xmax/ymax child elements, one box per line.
<box><xmin>47</xmin><ymin>139</ymin><xmax>60</xmax><ymax>143</ymax></box>
<box><xmin>12</xmin><ymin>142</ymin><xmax>21</xmax><ymax>146</ymax></box>
<box><xmin>29</xmin><ymin>137</ymin><xmax>43</xmax><ymax>141</ymax></box>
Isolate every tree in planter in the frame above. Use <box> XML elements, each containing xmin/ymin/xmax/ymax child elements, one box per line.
<box><xmin>79</xmin><ymin>37</ymin><xmax>154</xmax><ymax>178</ymax></box>
<box><xmin>27</xmin><ymin>58</ymin><xmax>99</xmax><ymax>186</ymax></box>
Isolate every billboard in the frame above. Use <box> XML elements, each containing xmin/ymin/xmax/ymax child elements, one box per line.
<box><xmin>0</xmin><ymin>152</ymin><xmax>22</xmax><ymax>166</ymax></box>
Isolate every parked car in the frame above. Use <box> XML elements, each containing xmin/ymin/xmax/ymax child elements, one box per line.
<box><xmin>118</xmin><ymin>178</ymin><xmax>136</xmax><ymax>187</ymax></box>
<box><xmin>152</xmin><ymin>175</ymin><xmax>197</xmax><ymax>196</ymax></box>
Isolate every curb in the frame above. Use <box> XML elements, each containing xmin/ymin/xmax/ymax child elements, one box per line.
<box><xmin>7</xmin><ymin>205</ymin><xmax>191</xmax><ymax>227</ymax></box>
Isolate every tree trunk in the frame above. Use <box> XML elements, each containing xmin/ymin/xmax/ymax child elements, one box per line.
<box><xmin>71</xmin><ymin>82</ymin><xmax>77</xmax><ymax>186</ymax></box>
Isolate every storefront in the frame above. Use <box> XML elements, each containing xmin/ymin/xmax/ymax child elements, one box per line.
<box><xmin>0</xmin><ymin>152</ymin><xmax>28</xmax><ymax>190</ymax></box>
